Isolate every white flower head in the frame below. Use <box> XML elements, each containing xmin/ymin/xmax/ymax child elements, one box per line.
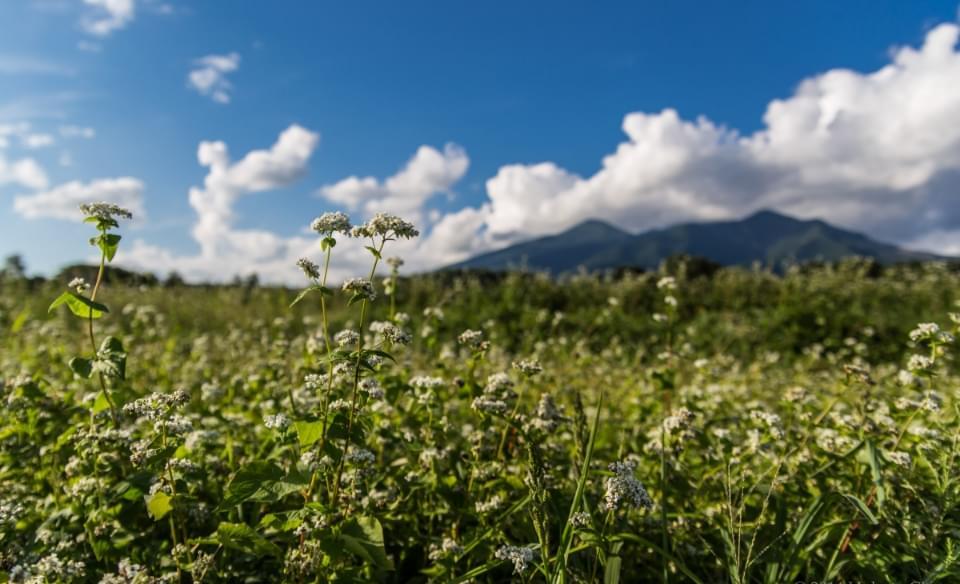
<box><xmin>311</xmin><ymin>211</ymin><xmax>352</xmax><ymax>236</ymax></box>
<box><xmin>342</xmin><ymin>278</ymin><xmax>376</xmax><ymax>301</ymax></box>
<box><xmin>296</xmin><ymin>257</ymin><xmax>321</xmax><ymax>280</ymax></box>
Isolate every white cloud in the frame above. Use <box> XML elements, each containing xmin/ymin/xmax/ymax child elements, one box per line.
<box><xmin>426</xmin><ymin>22</ymin><xmax>960</xmax><ymax>259</ymax></box>
<box><xmin>188</xmin><ymin>53</ymin><xmax>240</xmax><ymax>104</ymax></box>
<box><xmin>319</xmin><ymin>143</ymin><xmax>469</xmax><ymax>219</ymax></box>
<box><xmin>121</xmin><ymin>125</ymin><xmax>322</xmax><ymax>282</ymax></box>
<box><xmin>59</xmin><ymin>125</ymin><xmax>96</xmax><ymax>139</ymax></box>
<box><xmin>80</xmin><ymin>0</ymin><xmax>135</xmax><ymax>37</ymax></box>
<box><xmin>13</xmin><ymin>177</ymin><xmax>144</xmax><ymax>220</ymax></box>
<box><xmin>118</xmin><ymin>20</ymin><xmax>960</xmax><ymax>281</ymax></box>
<box><xmin>23</xmin><ymin>133</ymin><xmax>55</xmax><ymax>149</ymax></box>
<box><xmin>0</xmin><ymin>154</ymin><xmax>48</xmax><ymax>190</ymax></box>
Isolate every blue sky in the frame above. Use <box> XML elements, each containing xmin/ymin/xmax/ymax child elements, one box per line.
<box><xmin>2</xmin><ymin>1</ymin><xmax>960</xmax><ymax>282</ymax></box>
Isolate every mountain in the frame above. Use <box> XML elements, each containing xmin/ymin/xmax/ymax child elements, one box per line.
<box><xmin>448</xmin><ymin>210</ymin><xmax>945</xmax><ymax>273</ymax></box>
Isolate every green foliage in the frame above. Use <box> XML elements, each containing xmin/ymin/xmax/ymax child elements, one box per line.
<box><xmin>6</xmin><ymin>225</ymin><xmax>960</xmax><ymax>582</ymax></box>
<box><xmin>48</xmin><ymin>290</ymin><xmax>109</xmax><ymax>319</ymax></box>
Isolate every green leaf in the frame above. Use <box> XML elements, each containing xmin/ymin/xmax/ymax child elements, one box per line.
<box><xmin>48</xmin><ymin>291</ymin><xmax>109</xmax><ymax>319</ymax></box>
<box><xmin>865</xmin><ymin>441</ymin><xmax>886</xmax><ymax>510</ymax></box>
<box><xmin>145</xmin><ymin>491</ymin><xmax>173</xmax><ymax>520</ymax></box>
<box><xmin>98</xmin><ymin>336</ymin><xmax>127</xmax><ymax>380</ymax></box>
<box><xmin>215</xmin><ymin>522</ymin><xmax>281</xmax><ymax>557</ymax></box>
<box><xmin>222</xmin><ymin>462</ymin><xmax>283</xmax><ymax>506</ymax></box>
<box><xmin>363</xmin><ymin>349</ymin><xmax>396</xmax><ymax>363</ymax></box>
<box><xmin>289</xmin><ymin>285</ymin><xmax>333</xmax><ymax>308</ymax></box>
<box><xmin>295</xmin><ymin>420</ymin><xmax>325</xmax><ymax>447</ymax></box>
<box><xmin>221</xmin><ymin>461</ymin><xmax>309</xmax><ymax>507</ymax></box>
<box><xmin>841</xmin><ymin>494</ymin><xmax>878</xmax><ymax>525</ymax></box>
<box><xmin>10</xmin><ymin>308</ymin><xmax>28</xmax><ymax>333</ymax></box>
<box><xmin>340</xmin><ymin>516</ymin><xmax>393</xmax><ymax>570</ymax></box>
<box><xmin>365</xmin><ymin>245</ymin><xmax>382</xmax><ymax>259</ymax></box>
<box><xmin>603</xmin><ymin>555</ymin><xmax>622</xmax><ymax>584</ymax></box>
<box><xmin>91</xmin><ymin>391</ymin><xmax>112</xmax><ymax>414</ymax></box>
<box><xmin>321</xmin><ymin>236</ymin><xmax>337</xmax><ymax>251</ymax></box>
<box><xmin>69</xmin><ymin>357</ymin><xmax>93</xmax><ymax>378</ymax></box>
<box><xmin>98</xmin><ymin>233</ymin><xmax>122</xmax><ymax>262</ymax></box>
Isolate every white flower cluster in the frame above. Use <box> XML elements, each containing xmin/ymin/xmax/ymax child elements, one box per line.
<box><xmin>907</xmin><ymin>354</ymin><xmax>934</xmax><ymax>371</ymax></box>
<box><xmin>887</xmin><ymin>451</ymin><xmax>912</xmax><ymax>468</ymax></box>
<box><xmin>909</xmin><ymin>322</ymin><xmax>954</xmax><ymax>344</ymax></box>
<box><xmin>663</xmin><ymin>407</ymin><xmax>695</xmax><ymax>435</ymax></box>
<box><xmin>360</xmin><ymin>378</ymin><xmax>384</xmax><ymax>399</ymax></box>
<box><xmin>485</xmin><ymin>372</ymin><xmax>514</xmax><ymax>394</ymax></box>
<box><xmin>472</xmin><ymin>396</ymin><xmax>509</xmax><ymax>415</ymax></box>
<box><xmin>750</xmin><ymin>410</ymin><xmax>785</xmax><ymax>439</ymax></box>
<box><xmin>166</xmin><ymin>458</ymin><xmax>200</xmax><ymax>474</ymax></box>
<box><xmin>410</xmin><ymin>375</ymin><xmax>445</xmax><ymax>390</ymax></box>
<box><xmin>0</xmin><ymin>499</ymin><xmax>24</xmax><ymax>524</ymax></box>
<box><xmin>350</xmin><ymin>213</ymin><xmax>419</xmax><ymax>239</ymax></box>
<box><xmin>457</xmin><ymin>329</ymin><xmax>485</xmax><ymax>349</ymax></box>
<box><xmin>409</xmin><ymin>375</ymin><xmax>443</xmax><ymax>404</ymax></box>
<box><xmin>296</xmin><ymin>257</ymin><xmax>321</xmax><ymax>280</ymax></box>
<box><xmin>346</xmin><ymin>447</ymin><xmax>376</xmax><ymax>465</ymax></box>
<box><xmin>494</xmin><ymin>545</ymin><xmax>535</xmax><ymax>574</ymax></box>
<box><xmin>423</xmin><ymin>306</ymin><xmax>445</xmax><ymax>320</ymax></box>
<box><xmin>342</xmin><ymin>278</ymin><xmax>376</xmax><ymax>301</ymax></box>
<box><xmin>571</xmin><ymin>511</ymin><xmax>591</xmax><ymax>528</ymax></box>
<box><xmin>369</xmin><ymin>321</ymin><xmax>412</xmax><ymax>345</ymax></box>
<box><xmin>79</xmin><ymin>201</ymin><xmax>133</xmax><ymax>221</ymax></box>
<box><xmin>428</xmin><ymin>537</ymin><xmax>464</xmax><ymax>561</ymax></box>
<box><xmin>657</xmin><ymin>276</ymin><xmax>676</xmax><ymax>290</ymax></box>
<box><xmin>527</xmin><ymin>394</ymin><xmax>565</xmax><ymax>433</ymax></box>
<box><xmin>475</xmin><ymin>494</ymin><xmax>503</xmax><ymax>513</ymax></box>
<box><xmin>512</xmin><ymin>358</ymin><xmax>543</xmax><ymax>376</ymax></box>
<box><xmin>98</xmin><ymin>558</ymin><xmax>149</xmax><ymax>584</ymax></box>
<box><xmin>334</xmin><ymin>329</ymin><xmax>360</xmax><ymax>348</ymax></box>
<box><xmin>122</xmin><ymin>390</ymin><xmax>190</xmax><ymax>421</ymax></box>
<box><xmin>602</xmin><ymin>459</ymin><xmax>654</xmax><ymax>512</ymax></box>
<box><xmin>310</xmin><ymin>211</ymin><xmax>352</xmax><ymax>235</ymax></box>
<box><xmin>263</xmin><ymin>413</ymin><xmax>290</xmax><ymax>430</ymax></box>
<box><xmin>304</xmin><ymin>373</ymin><xmax>324</xmax><ymax>391</ymax></box>
<box><xmin>68</xmin><ymin>276</ymin><xmax>90</xmax><ymax>293</ymax></box>
<box><xmin>154</xmin><ymin>414</ymin><xmax>193</xmax><ymax>436</ymax></box>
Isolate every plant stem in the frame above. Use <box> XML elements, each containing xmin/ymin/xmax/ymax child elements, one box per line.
<box><xmin>331</xmin><ymin>237</ymin><xmax>385</xmax><ymax>501</ymax></box>
<box><xmin>88</xmin><ymin>246</ymin><xmax>119</xmax><ymax>427</ymax></box>
<box><xmin>306</xmin><ymin>245</ymin><xmax>335</xmax><ymax>503</ymax></box>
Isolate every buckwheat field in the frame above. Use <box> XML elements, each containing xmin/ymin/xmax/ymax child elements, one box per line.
<box><xmin>3</xmin><ymin>205</ymin><xmax>960</xmax><ymax>583</ymax></box>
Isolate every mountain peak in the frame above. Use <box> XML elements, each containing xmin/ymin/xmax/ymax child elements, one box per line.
<box><xmin>743</xmin><ymin>209</ymin><xmax>800</xmax><ymax>224</ymax></box>
<box><xmin>448</xmin><ymin>210</ymin><xmax>946</xmax><ymax>273</ymax></box>
<box><xmin>563</xmin><ymin>219</ymin><xmax>631</xmax><ymax>238</ymax></box>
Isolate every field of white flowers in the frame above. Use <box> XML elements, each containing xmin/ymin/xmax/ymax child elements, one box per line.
<box><xmin>2</xmin><ymin>204</ymin><xmax>960</xmax><ymax>582</ymax></box>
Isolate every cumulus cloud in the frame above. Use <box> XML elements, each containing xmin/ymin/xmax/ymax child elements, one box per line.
<box><xmin>428</xmin><ymin>22</ymin><xmax>960</xmax><ymax>258</ymax></box>
<box><xmin>81</xmin><ymin>0</ymin><xmax>135</xmax><ymax>37</ymax></box>
<box><xmin>13</xmin><ymin>177</ymin><xmax>144</xmax><ymax>220</ymax></box>
<box><xmin>188</xmin><ymin>53</ymin><xmax>241</xmax><ymax>104</ymax></box>
<box><xmin>121</xmin><ymin>125</ymin><xmax>323</xmax><ymax>282</ymax></box>
<box><xmin>120</xmin><ymin>21</ymin><xmax>960</xmax><ymax>281</ymax></box>
<box><xmin>0</xmin><ymin>154</ymin><xmax>48</xmax><ymax>190</ymax></box>
<box><xmin>319</xmin><ymin>144</ymin><xmax>469</xmax><ymax>220</ymax></box>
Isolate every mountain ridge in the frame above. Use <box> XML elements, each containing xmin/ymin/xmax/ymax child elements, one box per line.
<box><xmin>447</xmin><ymin>210</ymin><xmax>946</xmax><ymax>273</ymax></box>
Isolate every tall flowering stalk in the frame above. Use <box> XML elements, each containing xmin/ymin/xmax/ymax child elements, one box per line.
<box><xmin>331</xmin><ymin>213</ymin><xmax>418</xmax><ymax>501</ymax></box>
<box><xmin>49</xmin><ymin>202</ymin><xmax>132</xmax><ymax>426</ymax></box>
<box><xmin>293</xmin><ymin>211</ymin><xmax>353</xmax><ymax>474</ymax></box>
